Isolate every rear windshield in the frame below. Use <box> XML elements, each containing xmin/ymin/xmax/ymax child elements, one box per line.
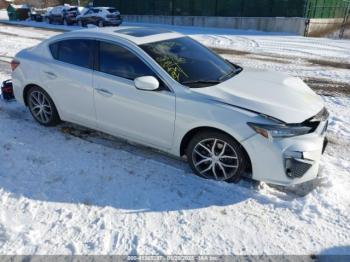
<box><xmin>67</xmin><ymin>7</ymin><xmax>78</xmax><ymax>12</ymax></box>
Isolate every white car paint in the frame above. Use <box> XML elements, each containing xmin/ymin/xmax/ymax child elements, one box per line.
<box><xmin>194</xmin><ymin>68</ymin><xmax>324</xmax><ymax>123</ymax></box>
<box><xmin>11</xmin><ymin>27</ymin><xmax>328</xmax><ymax>186</ymax></box>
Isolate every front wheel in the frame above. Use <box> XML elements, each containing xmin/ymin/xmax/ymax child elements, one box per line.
<box><xmin>186</xmin><ymin>131</ymin><xmax>248</xmax><ymax>182</ymax></box>
<box><xmin>27</xmin><ymin>86</ymin><xmax>61</xmax><ymax>126</ymax></box>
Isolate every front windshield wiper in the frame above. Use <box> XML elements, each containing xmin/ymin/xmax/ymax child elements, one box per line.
<box><xmin>182</xmin><ymin>80</ymin><xmax>221</xmax><ymax>87</ymax></box>
<box><xmin>182</xmin><ymin>67</ymin><xmax>242</xmax><ymax>87</ymax></box>
<box><xmin>218</xmin><ymin>67</ymin><xmax>242</xmax><ymax>81</ymax></box>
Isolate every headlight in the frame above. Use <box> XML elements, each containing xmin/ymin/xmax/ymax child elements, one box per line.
<box><xmin>247</xmin><ymin>122</ymin><xmax>312</xmax><ymax>139</ymax></box>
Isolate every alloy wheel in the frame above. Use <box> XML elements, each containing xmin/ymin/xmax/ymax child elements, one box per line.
<box><xmin>29</xmin><ymin>91</ymin><xmax>53</xmax><ymax>124</ymax></box>
<box><xmin>192</xmin><ymin>138</ymin><xmax>239</xmax><ymax>181</ymax></box>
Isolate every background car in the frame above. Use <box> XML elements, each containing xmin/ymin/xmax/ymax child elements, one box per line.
<box><xmin>77</xmin><ymin>7</ymin><xmax>122</xmax><ymax>27</ymax></box>
<box><xmin>48</xmin><ymin>5</ymin><xmax>82</xmax><ymax>25</ymax></box>
<box><xmin>29</xmin><ymin>8</ymin><xmax>47</xmax><ymax>22</ymax></box>
<box><xmin>41</xmin><ymin>7</ymin><xmax>53</xmax><ymax>22</ymax></box>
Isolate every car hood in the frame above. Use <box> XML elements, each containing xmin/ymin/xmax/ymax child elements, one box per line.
<box><xmin>192</xmin><ymin>68</ymin><xmax>324</xmax><ymax>123</ymax></box>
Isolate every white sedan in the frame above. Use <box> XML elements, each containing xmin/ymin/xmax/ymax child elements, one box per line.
<box><xmin>11</xmin><ymin>27</ymin><xmax>329</xmax><ymax>186</ymax></box>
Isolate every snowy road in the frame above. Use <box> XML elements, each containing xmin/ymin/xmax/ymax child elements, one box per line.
<box><xmin>0</xmin><ymin>22</ymin><xmax>349</xmax><ymax>255</ymax></box>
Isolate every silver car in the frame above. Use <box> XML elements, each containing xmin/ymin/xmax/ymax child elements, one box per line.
<box><xmin>11</xmin><ymin>27</ymin><xmax>329</xmax><ymax>186</ymax></box>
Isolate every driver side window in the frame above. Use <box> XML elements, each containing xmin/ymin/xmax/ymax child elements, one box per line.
<box><xmin>98</xmin><ymin>41</ymin><xmax>155</xmax><ymax>80</ymax></box>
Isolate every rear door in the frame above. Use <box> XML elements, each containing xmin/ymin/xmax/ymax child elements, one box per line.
<box><xmin>41</xmin><ymin>38</ymin><xmax>97</xmax><ymax>127</ymax></box>
<box><xmin>90</xmin><ymin>8</ymin><xmax>101</xmax><ymax>24</ymax></box>
<box><xmin>81</xmin><ymin>9</ymin><xmax>93</xmax><ymax>24</ymax></box>
<box><xmin>51</xmin><ymin>6</ymin><xmax>63</xmax><ymax>23</ymax></box>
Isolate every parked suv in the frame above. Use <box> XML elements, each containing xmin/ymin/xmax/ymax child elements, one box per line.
<box><xmin>48</xmin><ymin>5</ymin><xmax>82</xmax><ymax>25</ymax></box>
<box><xmin>77</xmin><ymin>7</ymin><xmax>122</xmax><ymax>27</ymax></box>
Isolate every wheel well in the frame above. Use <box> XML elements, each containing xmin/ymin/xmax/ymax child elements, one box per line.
<box><xmin>23</xmin><ymin>84</ymin><xmax>39</xmax><ymax>106</ymax></box>
<box><xmin>180</xmin><ymin>126</ymin><xmax>252</xmax><ymax>172</ymax></box>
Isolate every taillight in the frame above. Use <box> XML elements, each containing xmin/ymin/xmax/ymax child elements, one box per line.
<box><xmin>11</xmin><ymin>59</ymin><xmax>20</xmax><ymax>71</ymax></box>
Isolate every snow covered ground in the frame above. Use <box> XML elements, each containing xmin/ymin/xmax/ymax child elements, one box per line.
<box><xmin>0</xmin><ymin>15</ymin><xmax>349</xmax><ymax>256</ymax></box>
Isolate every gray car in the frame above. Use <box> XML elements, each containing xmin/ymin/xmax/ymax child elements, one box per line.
<box><xmin>77</xmin><ymin>7</ymin><xmax>122</xmax><ymax>27</ymax></box>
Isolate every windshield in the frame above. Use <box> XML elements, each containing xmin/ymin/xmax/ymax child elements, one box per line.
<box><xmin>140</xmin><ymin>37</ymin><xmax>241</xmax><ymax>88</ymax></box>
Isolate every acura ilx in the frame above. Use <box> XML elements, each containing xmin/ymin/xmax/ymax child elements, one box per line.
<box><xmin>11</xmin><ymin>27</ymin><xmax>329</xmax><ymax>185</ymax></box>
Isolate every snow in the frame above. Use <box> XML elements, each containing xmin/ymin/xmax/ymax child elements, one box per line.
<box><xmin>0</xmin><ymin>14</ymin><xmax>350</xmax><ymax>255</ymax></box>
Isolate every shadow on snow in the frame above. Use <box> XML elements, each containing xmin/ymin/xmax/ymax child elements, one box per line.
<box><xmin>0</xmin><ymin>100</ymin><xmax>315</xmax><ymax>213</ymax></box>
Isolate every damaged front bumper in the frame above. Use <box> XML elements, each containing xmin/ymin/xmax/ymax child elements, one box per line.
<box><xmin>242</xmin><ymin>112</ymin><xmax>329</xmax><ymax>186</ymax></box>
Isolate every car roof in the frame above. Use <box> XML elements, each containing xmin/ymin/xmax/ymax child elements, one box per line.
<box><xmin>57</xmin><ymin>27</ymin><xmax>184</xmax><ymax>45</ymax></box>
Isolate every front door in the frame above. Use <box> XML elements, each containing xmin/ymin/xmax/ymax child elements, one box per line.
<box><xmin>93</xmin><ymin>41</ymin><xmax>176</xmax><ymax>149</ymax></box>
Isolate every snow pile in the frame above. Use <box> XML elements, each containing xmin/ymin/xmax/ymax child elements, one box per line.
<box><xmin>0</xmin><ymin>92</ymin><xmax>349</xmax><ymax>255</ymax></box>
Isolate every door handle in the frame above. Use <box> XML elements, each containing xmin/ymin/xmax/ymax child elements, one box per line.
<box><xmin>96</xmin><ymin>88</ymin><xmax>113</xmax><ymax>97</ymax></box>
<box><xmin>44</xmin><ymin>71</ymin><xmax>57</xmax><ymax>79</ymax></box>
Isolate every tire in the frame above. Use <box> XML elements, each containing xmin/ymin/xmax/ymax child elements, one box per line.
<box><xmin>78</xmin><ymin>19</ymin><xmax>83</xmax><ymax>27</ymax></box>
<box><xmin>186</xmin><ymin>130</ymin><xmax>248</xmax><ymax>183</ymax></box>
<box><xmin>27</xmin><ymin>86</ymin><xmax>61</xmax><ymax>127</ymax></box>
<box><xmin>63</xmin><ymin>18</ymin><xmax>68</xmax><ymax>26</ymax></box>
<box><xmin>48</xmin><ymin>18</ymin><xmax>52</xmax><ymax>24</ymax></box>
<box><xmin>98</xmin><ymin>20</ymin><xmax>104</xmax><ymax>27</ymax></box>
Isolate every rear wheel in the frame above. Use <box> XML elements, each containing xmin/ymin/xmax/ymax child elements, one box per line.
<box><xmin>186</xmin><ymin>131</ymin><xmax>248</xmax><ymax>182</ymax></box>
<box><xmin>98</xmin><ymin>20</ymin><xmax>104</xmax><ymax>27</ymax></box>
<box><xmin>27</xmin><ymin>86</ymin><xmax>60</xmax><ymax>126</ymax></box>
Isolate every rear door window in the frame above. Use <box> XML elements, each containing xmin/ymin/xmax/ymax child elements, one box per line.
<box><xmin>49</xmin><ymin>39</ymin><xmax>94</xmax><ymax>69</ymax></box>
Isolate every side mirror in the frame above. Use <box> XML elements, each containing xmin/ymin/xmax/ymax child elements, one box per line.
<box><xmin>134</xmin><ymin>76</ymin><xmax>159</xmax><ymax>91</ymax></box>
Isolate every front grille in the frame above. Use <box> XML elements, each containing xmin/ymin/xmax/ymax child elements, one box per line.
<box><xmin>285</xmin><ymin>158</ymin><xmax>313</xmax><ymax>178</ymax></box>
